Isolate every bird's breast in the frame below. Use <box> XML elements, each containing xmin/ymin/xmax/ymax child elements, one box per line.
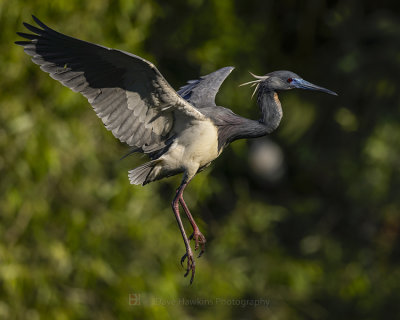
<box><xmin>159</xmin><ymin>119</ymin><xmax>220</xmax><ymax>177</ymax></box>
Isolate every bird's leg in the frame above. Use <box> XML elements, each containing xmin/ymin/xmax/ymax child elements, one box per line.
<box><xmin>179</xmin><ymin>196</ymin><xmax>206</xmax><ymax>257</ymax></box>
<box><xmin>171</xmin><ymin>180</ymin><xmax>195</xmax><ymax>284</ymax></box>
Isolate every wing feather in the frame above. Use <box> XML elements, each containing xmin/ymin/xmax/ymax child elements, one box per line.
<box><xmin>16</xmin><ymin>16</ymin><xmax>205</xmax><ymax>152</ymax></box>
<box><xmin>178</xmin><ymin>66</ymin><xmax>234</xmax><ymax>107</ymax></box>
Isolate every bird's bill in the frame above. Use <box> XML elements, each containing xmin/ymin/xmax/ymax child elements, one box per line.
<box><xmin>292</xmin><ymin>78</ymin><xmax>338</xmax><ymax>96</ymax></box>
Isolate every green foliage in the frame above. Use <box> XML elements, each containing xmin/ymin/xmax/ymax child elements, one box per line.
<box><xmin>1</xmin><ymin>0</ymin><xmax>400</xmax><ymax>319</ymax></box>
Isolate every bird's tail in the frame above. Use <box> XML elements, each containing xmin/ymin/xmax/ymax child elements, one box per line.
<box><xmin>128</xmin><ymin>160</ymin><xmax>161</xmax><ymax>186</ymax></box>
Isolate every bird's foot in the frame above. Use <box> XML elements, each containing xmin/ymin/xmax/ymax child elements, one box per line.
<box><xmin>180</xmin><ymin>248</ymin><xmax>195</xmax><ymax>284</ymax></box>
<box><xmin>189</xmin><ymin>230</ymin><xmax>206</xmax><ymax>257</ymax></box>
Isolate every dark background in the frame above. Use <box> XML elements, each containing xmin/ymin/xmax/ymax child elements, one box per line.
<box><xmin>1</xmin><ymin>0</ymin><xmax>400</xmax><ymax>318</ymax></box>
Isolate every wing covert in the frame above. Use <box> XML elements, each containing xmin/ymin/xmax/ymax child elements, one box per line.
<box><xmin>178</xmin><ymin>66</ymin><xmax>234</xmax><ymax>107</ymax></box>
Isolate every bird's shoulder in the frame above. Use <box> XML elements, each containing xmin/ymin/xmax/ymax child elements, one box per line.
<box><xmin>197</xmin><ymin>105</ymin><xmax>245</xmax><ymax>126</ymax></box>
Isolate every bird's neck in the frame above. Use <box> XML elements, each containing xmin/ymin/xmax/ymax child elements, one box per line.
<box><xmin>257</xmin><ymin>90</ymin><xmax>283</xmax><ymax>134</ymax></box>
<box><xmin>213</xmin><ymin>90</ymin><xmax>283</xmax><ymax>150</ymax></box>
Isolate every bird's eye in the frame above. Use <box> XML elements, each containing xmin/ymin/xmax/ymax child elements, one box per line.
<box><xmin>287</xmin><ymin>78</ymin><xmax>293</xmax><ymax>83</ymax></box>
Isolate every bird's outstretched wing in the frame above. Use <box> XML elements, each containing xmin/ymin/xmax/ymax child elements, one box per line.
<box><xmin>16</xmin><ymin>16</ymin><xmax>205</xmax><ymax>153</ymax></box>
<box><xmin>178</xmin><ymin>67</ymin><xmax>234</xmax><ymax>108</ymax></box>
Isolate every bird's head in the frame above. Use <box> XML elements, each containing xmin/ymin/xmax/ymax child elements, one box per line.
<box><xmin>240</xmin><ymin>70</ymin><xmax>337</xmax><ymax>98</ymax></box>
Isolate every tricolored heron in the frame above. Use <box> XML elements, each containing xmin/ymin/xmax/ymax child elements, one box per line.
<box><xmin>16</xmin><ymin>16</ymin><xmax>337</xmax><ymax>284</ymax></box>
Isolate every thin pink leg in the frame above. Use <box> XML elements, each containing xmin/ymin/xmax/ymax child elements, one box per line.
<box><xmin>171</xmin><ymin>181</ymin><xmax>195</xmax><ymax>284</ymax></box>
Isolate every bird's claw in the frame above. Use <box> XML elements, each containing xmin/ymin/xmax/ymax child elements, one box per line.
<box><xmin>189</xmin><ymin>230</ymin><xmax>207</xmax><ymax>258</ymax></box>
<box><xmin>180</xmin><ymin>253</ymin><xmax>187</xmax><ymax>267</ymax></box>
<box><xmin>180</xmin><ymin>248</ymin><xmax>195</xmax><ymax>284</ymax></box>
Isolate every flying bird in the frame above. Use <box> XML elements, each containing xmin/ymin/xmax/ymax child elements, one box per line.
<box><xmin>16</xmin><ymin>16</ymin><xmax>337</xmax><ymax>284</ymax></box>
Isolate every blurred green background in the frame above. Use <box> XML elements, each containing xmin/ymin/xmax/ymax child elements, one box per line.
<box><xmin>1</xmin><ymin>0</ymin><xmax>400</xmax><ymax>319</ymax></box>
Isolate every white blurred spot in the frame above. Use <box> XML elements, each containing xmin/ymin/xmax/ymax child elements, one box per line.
<box><xmin>249</xmin><ymin>138</ymin><xmax>285</xmax><ymax>183</ymax></box>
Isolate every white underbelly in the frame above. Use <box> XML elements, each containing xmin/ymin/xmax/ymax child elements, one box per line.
<box><xmin>159</xmin><ymin>120</ymin><xmax>219</xmax><ymax>177</ymax></box>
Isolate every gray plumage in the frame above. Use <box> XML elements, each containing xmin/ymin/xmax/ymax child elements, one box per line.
<box><xmin>177</xmin><ymin>66</ymin><xmax>234</xmax><ymax>108</ymax></box>
<box><xmin>16</xmin><ymin>15</ymin><xmax>206</xmax><ymax>157</ymax></box>
<box><xmin>16</xmin><ymin>16</ymin><xmax>337</xmax><ymax>284</ymax></box>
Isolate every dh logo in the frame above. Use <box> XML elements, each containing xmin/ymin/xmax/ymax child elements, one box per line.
<box><xmin>129</xmin><ymin>293</ymin><xmax>141</xmax><ymax>306</ymax></box>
